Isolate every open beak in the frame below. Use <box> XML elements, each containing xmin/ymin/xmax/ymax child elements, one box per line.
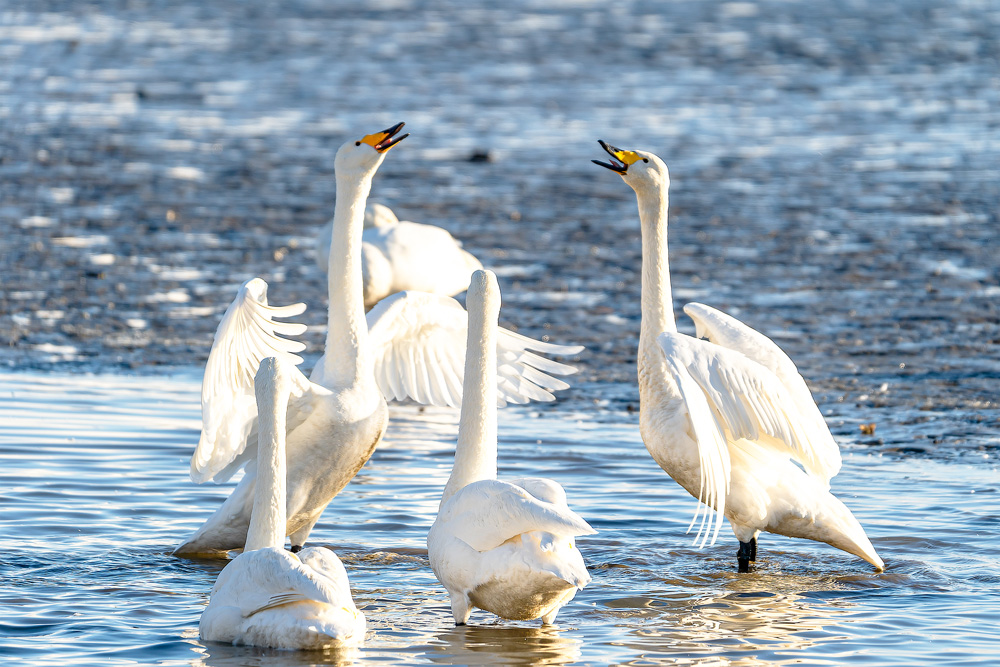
<box><xmin>360</xmin><ymin>122</ymin><xmax>409</xmax><ymax>153</ymax></box>
<box><xmin>592</xmin><ymin>139</ymin><xmax>642</xmax><ymax>174</ymax></box>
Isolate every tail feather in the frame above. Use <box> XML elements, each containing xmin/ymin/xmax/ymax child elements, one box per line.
<box><xmin>822</xmin><ymin>495</ymin><xmax>884</xmax><ymax>571</ymax></box>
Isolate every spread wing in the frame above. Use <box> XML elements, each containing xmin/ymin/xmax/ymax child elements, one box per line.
<box><xmin>438</xmin><ymin>479</ymin><xmax>596</xmax><ymax>552</ymax></box>
<box><xmin>191</xmin><ymin>279</ymin><xmax>312</xmax><ymax>484</ymax></box>
<box><xmin>682</xmin><ymin>303</ymin><xmax>841</xmax><ymax>482</ymax></box>
<box><xmin>365</xmin><ymin>291</ymin><xmax>584</xmax><ymax>408</ymax></box>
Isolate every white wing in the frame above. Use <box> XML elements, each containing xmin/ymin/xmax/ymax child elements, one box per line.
<box><xmin>211</xmin><ymin>547</ymin><xmax>350</xmax><ymax>617</ymax></box>
<box><xmin>657</xmin><ymin>331</ymin><xmax>836</xmax><ymax>491</ymax></box>
<box><xmin>507</xmin><ymin>476</ymin><xmax>568</xmax><ymax>506</ymax></box>
<box><xmin>438</xmin><ymin>479</ymin><xmax>596</xmax><ymax>552</ymax></box>
<box><xmin>656</xmin><ymin>334</ymin><xmax>731</xmax><ymax>547</ymax></box>
<box><xmin>683</xmin><ymin>303</ymin><xmax>841</xmax><ymax>482</ymax></box>
<box><xmin>191</xmin><ymin>279</ymin><xmax>311</xmax><ymax>484</ymax></box>
<box><xmin>365</xmin><ymin>291</ymin><xmax>584</xmax><ymax>408</ymax></box>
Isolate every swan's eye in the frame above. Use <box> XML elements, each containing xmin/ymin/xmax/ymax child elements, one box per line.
<box><xmin>642</xmin><ymin>158</ymin><xmax>649</xmax><ymax>163</ymax></box>
<box><xmin>355</xmin><ymin>141</ymin><xmax>361</xmax><ymax>146</ymax></box>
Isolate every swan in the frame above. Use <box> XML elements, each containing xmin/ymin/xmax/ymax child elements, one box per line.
<box><xmin>199</xmin><ymin>357</ymin><xmax>366</xmax><ymax>650</ymax></box>
<box><xmin>428</xmin><ymin>269</ymin><xmax>596</xmax><ymax>626</ymax></box>
<box><xmin>593</xmin><ymin>141</ymin><xmax>883</xmax><ymax>573</ymax></box>
<box><xmin>315</xmin><ymin>201</ymin><xmax>484</xmax><ymax>309</ymax></box>
<box><xmin>174</xmin><ymin>124</ymin><xmax>583</xmax><ymax>556</ymax></box>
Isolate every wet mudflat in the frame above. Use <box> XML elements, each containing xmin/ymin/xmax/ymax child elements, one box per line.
<box><xmin>1</xmin><ymin>0</ymin><xmax>999</xmax><ymax>665</ymax></box>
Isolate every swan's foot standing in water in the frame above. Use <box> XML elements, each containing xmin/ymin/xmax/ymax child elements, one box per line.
<box><xmin>737</xmin><ymin>538</ymin><xmax>758</xmax><ymax>573</ymax></box>
<box><xmin>591</xmin><ymin>141</ymin><xmax>885</xmax><ymax>573</ymax></box>
<box><xmin>427</xmin><ymin>270</ymin><xmax>596</xmax><ymax>627</ymax></box>
<box><xmin>449</xmin><ymin>591</ymin><xmax>471</xmax><ymax>626</ymax></box>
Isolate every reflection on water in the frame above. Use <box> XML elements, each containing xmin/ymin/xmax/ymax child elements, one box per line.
<box><xmin>191</xmin><ymin>640</ymin><xmax>361</xmax><ymax>667</ymax></box>
<box><xmin>3</xmin><ymin>372</ymin><xmax>999</xmax><ymax>666</ymax></box>
<box><xmin>590</xmin><ymin>567</ymin><xmax>867</xmax><ymax>666</ymax></box>
<box><xmin>427</xmin><ymin>625</ymin><xmax>583</xmax><ymax>666</ymax></box>
<box><xmin>622</xmin><ymin>588</ymin><xmax>854</xmax><ymax>658</ymax></box>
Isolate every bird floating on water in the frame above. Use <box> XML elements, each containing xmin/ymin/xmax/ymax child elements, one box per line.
<box><xmin>428</xmin><ymin>269</ymin><xmax>596</xmax><ymax>626</ymax></box>
<box><xmin>174</xmin><ymin>124</ymin><xmax>583</xmax><ymax>556</ymax></box>
<box><xmin>593</xmin><ymin>140</ymin><xmax>883</xmax><ymax>573</ymax></box>
<box><xmin>199</xmin><ymin>357</ymin><xmax>366</xmax><ymax>650</ymax></box>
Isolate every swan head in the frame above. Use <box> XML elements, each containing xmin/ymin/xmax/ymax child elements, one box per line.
<box><xmin>335</xmin><ymin>122</ymin><xmax>409</xmax><ymax>176</ymax></box>
<box><xmin>592</xmin><ymin>140</ymin><xmax>669</xmax><ymax>192</ymax></box>
<box><xmin>467</xmin><ymin>269</ymin><xmax>501</xmax><ymax>323</ymax></box>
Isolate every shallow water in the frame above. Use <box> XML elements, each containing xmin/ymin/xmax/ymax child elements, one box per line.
<box><xmin>2</xmin><ymin>371</ymin><xmax>998</xmax><ymax>666</ymax></box>
<box><xmin>2</xmin><ymin>0</ymin><xmax>1000</xmax><ymax>664</ymax></box>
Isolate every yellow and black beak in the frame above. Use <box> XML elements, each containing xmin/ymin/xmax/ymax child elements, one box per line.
<box><xmin>359</xmin><ymin>122</ymin><xmax>409</xmax><ymax>153</ymax></box>
<box><xmin>592</xmin><ymin>139</ymin><xmax>643</xmax><ymax>174</ymax></box>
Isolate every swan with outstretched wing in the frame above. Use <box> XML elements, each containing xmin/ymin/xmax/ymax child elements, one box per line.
<box><xmin>174</xmin><ymin>125</ymin><xmax>583</xmax><ymax>556</ymax></box>
<box><xmin>199</xmin><ymin>357</ymin><xmax>365</xmax><ymax>650</ymax></box>
<box><xmin>593</xmin><ymin>141</ymin><xmax>882</xmax><ymax>572</ymax></box>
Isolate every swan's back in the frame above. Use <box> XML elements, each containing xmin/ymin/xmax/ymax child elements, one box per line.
<box><xmin>200</xmin><ymin>546</ymin><xmax>365</xmax><ymax>649</ymax></box>
<box><xmin>367</xmin><ymin>221</ymin><xmax>480</xmax><ymax>297</ymax></box>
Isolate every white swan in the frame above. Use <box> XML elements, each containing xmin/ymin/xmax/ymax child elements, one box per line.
<box><xmin>199</xmin><ymin>357</ymin><xmax>366</xmax><ymax>650</ymax></box>
<box><xmin>593</xmin><ymin>141</ymin><xmax>883</xmax><ymax>572</ymax></box>
<box><xmin>174</xmin><ymin>124</ymin><xmax>582</xmax><ymax>556</ymax></box>
<box><xmin>428</xmin><ymin>270</ymin><xmax>595</xmax><ymax>626</ymax></box>
<box><xmin>315</xmin><ymin>201</ymin><xmax>484</xmax><ymax>309</ymax></box>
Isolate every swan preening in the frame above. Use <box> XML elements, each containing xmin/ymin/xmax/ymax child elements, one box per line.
<box><xmin>199</xmin><ymin>357</ymin><xmax>366</xmax><ymax>650</ymax></box>
<box><xmin>428</xmin><ymin>270</ymin><xmax>595</xmax><ymax>626</ymax></box>
<box><xmin>315</xmin><ymin>201</ymin><xmax>484</xmax><ymax>309</ymax></box>
<box><xmin>594</xmin><ymin>141</ymin><xmax>883</xmax><ymax>572</ymax></box>
<box><xmin>175</xmin><ymin>124</ymin><xmax>583</xmax><ymax>556</ymax></box>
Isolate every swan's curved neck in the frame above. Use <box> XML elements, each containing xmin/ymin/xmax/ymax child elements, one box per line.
<box><xmin>441</xmin><ymin>286</ymin><xmax>498</xmax><ymax>506</ymax></box>
<box><xmin>323</xmin><ymin>170</ymin><xmax>375</xmax><ymax>386</ymax></box>
<box><xmin>245</xmin><ymin>359</ymin><xmax>289</xmax><ymax>552</ymax></box>
<box><xmin>637</xmin><ymin>182</ymin><xmax>677</xmax><ymax>354</ymax></box>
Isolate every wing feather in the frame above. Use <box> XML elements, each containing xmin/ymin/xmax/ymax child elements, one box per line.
<box><xmin>438</xmin><ymin>479</ymin><xmax>596</xmax><ymax>552</ymax></box>
<box><xmin>658</xmin><ymin>330</ymin><xmax>836</xmax><ymax>491</ymax></box>
<box><xmin>657</xmin><ymin>333</ymin><xmax>731</xmax><ymax>547</ymax></box>
<box><xmin>191</xmin><ymin>279</ymin><xmax>311</xmax><ymax>484</ymax></box>
<box><xmin>213</xmin><ymin>548</ymin><xmax>350</xmax><ymax>618</ymax></box>
<box><xmin>366</xmin><ymin>291</ymin><xmax>583</xmax><ymax>408</ymax></box>
<box><xmin>683</xmin><ymin>303</ymin><xmax>841</xmax><ymax>482</ymax></box>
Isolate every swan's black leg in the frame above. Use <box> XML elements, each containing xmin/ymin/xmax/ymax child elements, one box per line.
<box><xmin>750</xmin><ymin>537</ymin><xmax>757</xmax><ymax>562</ymax></box>
<box><xmin>290</xmin><ymin>544</ymin><xmax>303</xmax><ymax>553</ymax></box>
<box><xmin>737</xmin><ymin>541</ymin><xmax>754</xmax><ymax>573</ymax></box>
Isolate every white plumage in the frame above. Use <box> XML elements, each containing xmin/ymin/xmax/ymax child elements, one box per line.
<box><xmin>428</xmin><ymin>270</ymin><xmax>595</xmax><ymax>626</ymax></box>
<box><xmin>199</xmin><ymin>357</ymin><xmax>365</xmax><ymax>650</ymax></box>
<box><xmin>175</xmin><ymin>125</ymin><xmax>582</xmax><ymax>556</ymax></box>
<box><xmin>315</xmin><ymin>201</ymin><xmax>484</xmax><ymax>309</ymax></box>
<box><xmin>593</xmin><ymin>141</ymin><xmax>883</xmax><ymax>571</ymax></box>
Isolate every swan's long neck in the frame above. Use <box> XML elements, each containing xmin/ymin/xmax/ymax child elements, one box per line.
<box><xmin>245</xmin><ymin>358</ymin><xmax>289</xmax><ymax>552</ymax></box>
<box><xmin>441</xmin><ymin>274</ymin><xmax>499</xmax><ymax>506</ymax></box>
<box><xmin>323</xmin><ymin>171</ymin><xmax>375</xmax><ymax>386</ymax></box>
<box><xmin>636</xmin><ymin>182</ymin><xmax>676</xmax><ymax>364</ymax></box>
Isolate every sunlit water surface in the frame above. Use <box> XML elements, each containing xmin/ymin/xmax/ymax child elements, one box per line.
<box><xmin>2</xmin><ymin>371</ymin><xmax>998</xmax><ymax>666</ymax></box>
